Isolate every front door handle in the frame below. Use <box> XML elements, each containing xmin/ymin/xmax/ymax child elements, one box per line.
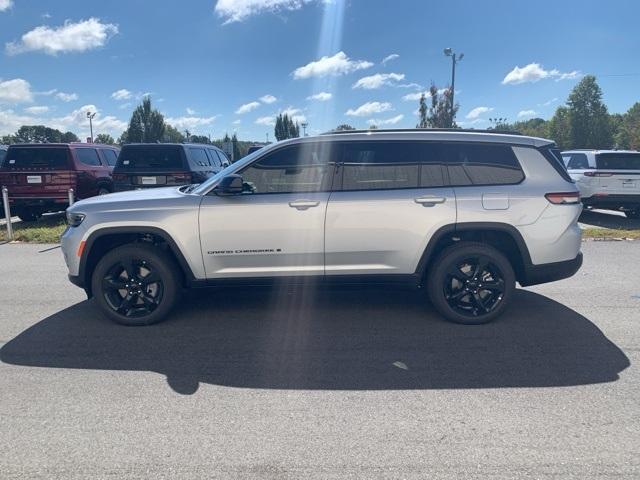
<box><xmin>289</xmin><ymin>200</ymin><xmax>320</xmax><ymax>210</ymax></box>
<box><xmin>415</xmin><ymin>196</ymin><xmax>446</xmax><ymax>206</ymax></box>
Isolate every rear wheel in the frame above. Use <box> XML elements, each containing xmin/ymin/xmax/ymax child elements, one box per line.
<box><xmin>625</xmin><ymin>209</ymin><xmax>640</xmax><ymax>219</ymax></box>
<box><xmin>91</xmin><ymin>243</ymin><xmax>182</xmax><ymax>326</ymax></box>
<box><xmin>427</xmin><ymin>242</ymin><xmax>516</xmax><ymax>325</ymax></box>
<box><xmin>97</xmin><ymin>187</ymin><xmax>111</xmax><ymax>196</ymax></box>
<box><xmin>15</xmin><ymin>208</ymin><xmax>41</xmax><ymax>222</ymax></box>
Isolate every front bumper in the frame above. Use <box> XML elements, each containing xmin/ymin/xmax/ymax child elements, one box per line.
<box><xmin>519</xmin><ymin>252</ymin><xmax>583</xmax><ymax>287</ymax></box>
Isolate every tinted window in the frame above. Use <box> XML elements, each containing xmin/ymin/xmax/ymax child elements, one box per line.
<box><xmin>441</xmin><ymin>143</ymin><xmax>524</xmax><ymax>186</ymax></box>
<box><xmin>0</xmin><ymin>149</ymin><xmax>6</xmax><ymax>166</ymax></box>
<box><xmin>188</xmin><ymin>148</ymin><xmax>210</xmax><ymax>168</ymax></box>
<box><xmin>596</xmin><ymin>153</ymin><xmax>640</xmax><ymax>170</ymax></box>
<box><xmin>240</xmin><ymin>143</ymin><xmax>332</xmax><ymax>194</ymax></box>
<box><xmin>566</xmin><ymin>153</ymin><xmax>589</xmax><ymax>169</ymax></box>
<box><xmin>341</xmin><ymin>142</ymin><xmax>444</xmax><ymax>191</ymax></box>
<box><xmin>101</xmin><ymin>149</ymin><xmax>118</xmax><ymax>166</ymax></box>
<box><xmin>117</xmin><ymin>145</ymin><xmax>185</xmax><ymax>170</ymax></box>
<box><xmin>218</xmin><ymin>150</ymin><xmax>230</xmax><ymax>165</ymax></box>
<box><xmin>207</xmin><ymin>149</ymin><xmax>222</xmax><ymax>167</ymax></box>
<box><xmin>76</xmin><ymin>148</ymin><xmax>101</xmax><ymax>166</ymax></box>
<box><xmin>3</xmin><ymin>147</ymin><xmax>70</xmax><ymax>169</ymax></box>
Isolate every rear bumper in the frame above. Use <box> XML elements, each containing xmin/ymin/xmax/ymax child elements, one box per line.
<box><xmin>583</xmin><ymin>194</ymin><xmax>640</xmax><ymax>208</ymax></box>
<box><xmin>519</xmin><ymin>252</ymin><xmax>583</xmax><ymax>287</ymax></box>
<box><xmin>8</xmin><ymin>197</ymin><xmax>68</xmax><ymax>209</ymax></box>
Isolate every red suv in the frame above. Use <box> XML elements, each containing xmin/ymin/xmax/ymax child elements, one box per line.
<box><xmin>0</xmin><ymin>143</ymin><xmax>119</xmax><ymax>221</ymax></box>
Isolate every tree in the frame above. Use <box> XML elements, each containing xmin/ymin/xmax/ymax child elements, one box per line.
<box><xmin>547</xmin><ymin>107</ymin><xmax>572</xmax><ymax>150</ymax></box>
<box><xmin>274</xmin><ymin>114</ymin><xmax>299</xmax><ymax>141</ymax></box>
<box><xmin>10</xmin><ymin>125</ymin><xmax>78</xmax><ymax>143</ymax></box>
<box><xmin>189</xmin><ymin>135</ymin><xmax>211</xmax><ymax>144</ymax></box>
<box><xmin>231</xmin><ymin>133</ymin><xmax>241</xmax><ymax>160</ymax></box>
<box><xmin>163</xmin><ymin>124</ymin><xmax>185</xmax><ymax>143</ymax></box>
<box><xmin>121</xmin><ymin>97</ymin><xmax>166</xmax><ymax>143</ymax></box>
<box><xmin>566</xmin><ymin>75</ymin><xmax>612</xmax><ymax>149</ymax></box>
<box><xmin>614</xmin><ymin>103</ymin><xmax>640</xmax><ymax>149</ymax></box>
<box><xmin>416</xmin><ymin>83</ymin><xmax>459</xmax><ymax>128</ymax></box>
<box><xmin>94</xmin><ymin>133</ymin><xmax>115</xmax><ymax>145</ymax></box>
<box><xmin>335</xmin><ymin>124</ymin><xmax>356</xmax><ymax>131</ymax></box>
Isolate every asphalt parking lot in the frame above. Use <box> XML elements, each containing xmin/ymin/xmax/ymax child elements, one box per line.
<box><xmin>0</xmin><ymin>241</ymin><xmax>638</xmax><ymax>479</ymax></box>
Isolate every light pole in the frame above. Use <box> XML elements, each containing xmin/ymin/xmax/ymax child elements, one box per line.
<box><xmin>301</xmin><ymin>122</ymin><xmax>308</xmax><ymax>136</ymax></box>
<box><xmin>86</xmin><ymin>111</ymin><xmax>96</xmax><ymax>142</ymax></box>
<box><xmin>443</xmin><ymin>48</ymin><xmax>464</xmax><ymax>128</ymax></box>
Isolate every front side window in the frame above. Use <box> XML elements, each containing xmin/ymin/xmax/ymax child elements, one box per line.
<box><xmin>441</xmin><ymin>143</ymin><xmax>524</xmax><ymax>186</ymax></box>
<box><xmin>340</xmin><ymin>142</ymin><xmax>444</xmax><ymax>191</ymax></box>
<box><xmin>76</xmin><ymin>148</ymin><xmax>101</xmax><ymax>167</ymax></box>
<box><xmin>101</xmin><ymin>149</ymin><xmax>118</xmax><ymax>166</ymax></box>
<box><xmin>207</xmin><ymin>149</ymin><xmax>221</xmax><ymax>167</ymax></box>
<box><xmin>239</xmin><ymin>143</ymin><xmax>333</xmax><ymax>194</ymax></box>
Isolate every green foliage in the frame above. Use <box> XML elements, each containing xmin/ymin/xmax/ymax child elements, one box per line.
<box><xmin>274</xmin><ymin>114</ymin><xmax>299</xmax><ymax>141</ymax></box>
<box><xmin>416</xmin><ymin>83</ymin><xmax>458</xmax><ymax>128</ymax></box>
<box><xmin>566</xmin><ymin>75</ymin><xmax>612</xmax><ymax>149</ymax></box>
<box><xmin>163</xmin><ymin>124</ymin><xmax>185</xmax><ymax>143</ymax></box>
<box><xmin>614</xmin><ymin>102</ymin><xmax>640</xmax><ymax>150</ymax></box>
<box><xmin>121</xmin><ymin>97</ymin><xmax>166</xmax><ymax>143</ymax></box>
<box><xmin>94</xmin><ymin>133</ymin><xmax>115</xmax><ymax>145</ymax></box>
<box><xmin>335</xmin><ymin>124</ymin><xmax>356</xmax><ymax>131</ymax></box>
<box><xmin>189</xmin><ymin>135</ymin><xmax>211</xmax><ymax>144</ymax></box>
<box><xmin>231</xmin><ymin>133</ymin><xmax>241</xmax><ymax>160</ymax></box>
<box><xmin>5</xmin><ymin>125</ymin><xmax>79</xmax><ymax>144</ymax></box>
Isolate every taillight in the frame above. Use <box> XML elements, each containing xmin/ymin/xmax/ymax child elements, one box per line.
<box><xmin>166</xmin><ymin>173</ymin><xmax>192</xmax><ymax>185</ymax></box>
<box><xmin>584</xmin><ymin>171</ymin><xmax>613</xmax><ymax>177</ymax></box>
<box><xmin>112</xmin><ymin>173</ymin><xmax>127</xmax><ymax>181</ymax></box>
<box><xmin>545</xmin><ymin>192</ymin><xmax>581</xmax><ymax>205</ymax></box>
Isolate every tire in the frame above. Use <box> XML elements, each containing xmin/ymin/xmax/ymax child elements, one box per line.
<box><xmin>97</xmin><ymin>187</ymin><xmax>111</xmax><ymax>196</ymax></box>
<box><xmin>15</xmin><ymin>208</ymin><xmax>41</xmax><ymax>222</ymax></box>
<box><xmin>427</xmin><ymin>242</ymin><xmax>516</xmax><ymax>325</ymax></box>
<box><xmin>625</xmin><ymin>209</ymin><xmax>640</xmax><ymax>219</ymax></box>
<box><xmin>91</xmin><ymin>243</ymin><xmax>182</xmax><ymax>326</ymax></box>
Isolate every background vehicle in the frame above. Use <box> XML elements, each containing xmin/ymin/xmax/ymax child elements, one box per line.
<box><xmin>62</xmin><ymin>130</ymin><xmax>582</xmax><ymax>326</ymax></box>
<box><xmin>0</xmin><ymin>143</ymin><xmax>118</xmax><ymax>221</ymax></box>
<box><xmin>562</xmin><ymin>149</ymin><xmax>640</xmax><ymax>219</ymax></box>
<box><xmin>112</xmin><ymin>143</ymin><xmax>230</xmax><ymax>191</ymax></box>
<box><xmin>0</xmin><ymin>145</ymin><xmax>6</xmax><ymax>218</ymax></box>
<box><xmin>246</xmin><ymin>145</ymin><xmax>264</xmax><ymax>155</ymax></box>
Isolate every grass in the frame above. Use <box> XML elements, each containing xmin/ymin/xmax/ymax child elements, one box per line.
<box><xmin>581</xmin><ymin>227</ymin><xmax>640</xmax><ymax>240</ymax></box>
<box><xmin>0</xmin><ymin>216</ymin><xmax>67</xmax><ymax>243</ymax></box>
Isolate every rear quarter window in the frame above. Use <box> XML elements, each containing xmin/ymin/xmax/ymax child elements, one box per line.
<box><xmin>75</xmin><ymin>148</ymin><xmax>101</xmax><ymax>166</ymax></box>
<box><xmin>596</xmin><ymin>153</ymin><xmax>640</xmax><ymax>170</ymax></box>
<box><xmin>441</xmin><ymin>143</ymin><xmax>524</xmax><ymax>186</ymax></box>
<box><xmin>116</xmin><ymin>145</ymin><xmax>185</xmax><ymax>170</ymax></box>
<box><xmin>101</xmin><ymin>149</ymin><xmax>118</xmax><ymax>166</ymax></box>
<box><xmin>3</xmin><ymin>147</ymin><xmax>70</xmax><ymax>169</ymax></box>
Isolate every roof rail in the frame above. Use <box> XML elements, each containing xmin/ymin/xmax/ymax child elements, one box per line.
<box><xmin>321</xmin><ymin>127</ymin><xmax>523</xmax><ymax>136</ymax></box>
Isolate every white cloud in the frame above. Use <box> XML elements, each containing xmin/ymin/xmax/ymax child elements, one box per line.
<box><xmin>367</xmin><ymin>114</ymin><xmax>404</xmax><ymax>126</ymax></box>
<box><xmin>502</xmin><ymin>63</ymin><xmax>581</xmax><ymax>85</ymax></box>
<box><xmin>165</xmin><ymin>115</ymin><xmax>219</xmax><ymax>131</ymax></box>
<box><xmin>260</xmin><ymin>94</ymin><xmax>277</xmax><ymax>104</ymax></box>
<box><xmin>0</xmin><ymin>108</ymin><xmax>43</xmax><ymax>135</ymax></box>
<box><xmin>281</xmin><ymin>106</ymin><xmax>306</xmax><ymax>124</ymax></box>
<box><xmin>517</xmin><ymin>109</ymin><xmax>537</xmax><ymax>118</ymax></box>
<box><xmin>466</xmin><ymin>106</ymin><xmax>493</xmax><ymax>120</ymax></box>
<box><xmin>307</xmin><ymin>91</ymin><xmax>332</xmax><ymax>101</ymax></box>
<box><xmin>186</xmin><ymin>107</ymin><xmax>196</xmax><ymax>115</ymax></box>
<box><xmin>111</xmin><ymin>89</ymin><xmax>132</xmax><ymax>101</ymax></box>
<box><xmin>402</xmin><ymin>90</ymin><xmax>429</xmax><ymax>102</ymax></box>
<box><xmin>293</xmin><ymin>51</ymin><xmax>373</xmax><ymax>79</ymax></box>
<box><xmin>540</xmin><ymin>97</ymin><xmax>559</xmax><ymax>107</ymax></box>
<box><xmin>0</xmin><ymin>78</ymin><xmax>34</xmax><ymax>103</ymax></box>
<box><xmin>0</xmin><ymin>0</ymin><xmax>13</xmax><ymax>12</ymax></box>
<box><xmin>55</xmin><ymin>91</ymin><xmax>78</xmax><ymax>102</ymax></box>
<box><xmin>214</xmin><ymin>0</ymin><xmax>319</xmax><ymax>23</ymax></box>
<box><xmin>255</xmin><ymin>115</ymin><xmax>276</xmax><ymax>126</ymax></box>
<box><xmin>24</xmin><ymin>105</ymin><xmax>50</xmax><ymax>114</ymax></box>
<box><xmin>381</xmin><ymin>53</ymin><xmax>399</xmax><ymax>65</ymax></box>
<box><xmin>6</xmin><ymin>18</ymin><xmax>118</xmax><ymax>56</ymax></box>
<box><xmin>51</xmin><ymin>104</ymin><xmax>127</xmax><ymax>137</ymax></box>
<box><xmin>118</xmin><ymin>102</ymin><xmax>131</xmax><ymax>110</ymax></box>
<box><xmin>235</xmin><ymin>101</ymin><xmax>261</xmax><ymax>114</ymax></box>
<box><xmin>232</xmin><ymin>119</ymin><xmax>241</xmax><ymax>125</ymax></box>
<box><xmin>346</xmin><ymin>101</ymin><xmax>393</xmax><ymax>117</ymax></box>
<box><xmin>352</xmin><ymin>72</ymin><xmax>405</xmax><ymax>90</ymax></box>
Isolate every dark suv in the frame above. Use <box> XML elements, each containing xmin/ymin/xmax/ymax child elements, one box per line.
<box><xmin>112</xmin><ymin>143</ymin><xmax>230</xmax><ymax>191</ymax></box>
<box><xmin>0</xmin><ymin>143</ymin><xmax>119</xmax><ymax>221</ymax></box>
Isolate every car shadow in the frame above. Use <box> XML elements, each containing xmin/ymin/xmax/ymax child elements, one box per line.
<box><xmin>0</xmin><ymin>287</ymin><xmax>630</xmax><ymax>395</ymax></box>
<box><xmin>579</xmin><ymin>209</ymin><xmax>640</xmax><ymax>230</ymax></box>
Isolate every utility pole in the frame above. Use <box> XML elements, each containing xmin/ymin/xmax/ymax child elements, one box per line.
<box><xmin>443</xmin><ymin>48</ymin><xmax>464</xmax><ymax>128</ymax></box>
<box><xmin>301</xmin><ymin>122</ymin><xmax>308</xmax><ymax>136</ymax></box>
<box><xmin>86</xmin><ymin>111</ymin><xmax>96</xmax><ymax>142</ymax></box>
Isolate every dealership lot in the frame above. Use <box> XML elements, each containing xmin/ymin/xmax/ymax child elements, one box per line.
<box><xmin>0</xmin><ymin>241</ymin><xmax>638</xmax><ymax>479</ymax></box>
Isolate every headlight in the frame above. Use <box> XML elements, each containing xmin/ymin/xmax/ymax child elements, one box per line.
<box><xmin>66</xmin><ymin>211</ymin><xmax>86</xmax><ymax>227</ymax></box>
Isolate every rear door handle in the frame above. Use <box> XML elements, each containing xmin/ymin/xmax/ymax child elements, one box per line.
<box><xmin>289</xmin><ymin>200</ymin><xmax>320</xmax><ymax>210</ymax></box>
<box><xmin>415</xmin><ymin>196</ymin><xmax>446</xmax><ymax>206</ymax></box>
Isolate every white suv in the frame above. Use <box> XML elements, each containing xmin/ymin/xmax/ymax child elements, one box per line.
<box><xmin>61</xmin><ymin>130</ymin><xmax>583</xmax><ymax>326</ymax></box>
<box><xmin>562</xmin><ymin>149</ymin><xmax>640</xmax><ymax>218</ymax></box>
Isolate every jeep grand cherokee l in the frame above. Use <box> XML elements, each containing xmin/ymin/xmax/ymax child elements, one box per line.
<box><xmin>0</xmin><ymin>143</ymin><xmax>119</xmax><ymax>221</ymax></box>
<box><xmin>62</xmin><ymin>130</ymin><xmax>583</xmax><ymax>326</ymax></box>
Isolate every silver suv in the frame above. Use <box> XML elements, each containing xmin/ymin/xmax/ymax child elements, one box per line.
<box><xmin>562</xmin><ymin>149</ymin><xmax>640</xmax><ymax>219</ymax></box>
<box><xmin>62</xmin><ymin>130</ymin><xmax>583</xmax><ymax>326</ymax></box>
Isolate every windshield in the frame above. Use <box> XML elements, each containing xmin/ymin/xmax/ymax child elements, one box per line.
<box><xmin>191</xmin><ymin>147</ymin><xmax>270</xmax><ymax>195</ymax></box>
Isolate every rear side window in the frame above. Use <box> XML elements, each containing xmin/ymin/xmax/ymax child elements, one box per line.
<box><xmin>441</xmin><ymin>143</ymin><xmax>524</xmax><ymax>186</ymax></box>
<box><xmin>76</xmin><ymin>148</ymin><xmax>101</xmax><ymax>166</ymax></box>
<box><xmin>596</xmin><ymin>153</ymin><xmax>640</xmax><ymax>170</ymax></box>
<box><xmin>565</xmin><ymin>153</ymin><xmax>589</xmax><ymax>169</ymax></box>
<box><xmin>188</xmin><ymin>148</ymin><xmax>210</xmax><ymax>168</ymax></box>
<box><xmin>3</xmin><ymin>147</ymin><xmax>70</xmax><ymax>169</ymax></box>
<box><xmin>101</xmin><ymin>149</ymin><xmax>118</xmax><ymax>166</ymax></box>
<box><xmin>340</xmin><ymin>141</ymin><xmax>444</xmax><ymax>191</ymax></box>
<box><xmin>117</xmin><ymin>145</ymin><xmax>185</xmax><ymax>170</ymax></box>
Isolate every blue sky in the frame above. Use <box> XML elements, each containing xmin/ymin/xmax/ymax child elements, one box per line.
<box><xmin>0</xmin><ymin>0</ymin><xmax>639</xmax><ymax>141</ymax></box>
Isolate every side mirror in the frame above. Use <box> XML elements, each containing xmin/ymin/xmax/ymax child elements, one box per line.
<box><xmin>214</xmin><ymin>174</ymin><xmax>244</xmax><ymax>196</ymax></box>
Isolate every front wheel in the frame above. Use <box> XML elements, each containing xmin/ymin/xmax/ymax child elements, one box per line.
<box><xmin>91</xmin><ymin>243</ymin><xmax>182</xmax><ymax>326</ymax></box>
<box><xmin>427</xmin><ymin>242</ymin><xmax>516</xmax><ymax>325</ymax></box>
